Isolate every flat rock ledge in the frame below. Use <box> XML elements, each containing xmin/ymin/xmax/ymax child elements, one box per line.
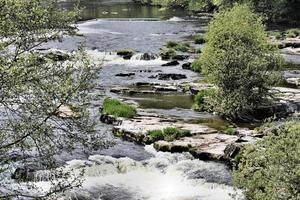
<box><xmin>101</xmin><ymin>114</ymin><xmax>259</xmax><ymax>162</ymax></box>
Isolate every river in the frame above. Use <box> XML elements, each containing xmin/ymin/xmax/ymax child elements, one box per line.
<box><xmin>33</xmin><ymin>1</ymin><xmax>245</xmax><ymax>199</ymax></box>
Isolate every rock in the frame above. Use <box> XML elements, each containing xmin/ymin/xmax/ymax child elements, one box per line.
<box><xmin>182</xmin><ymin>62</ymin><xmax>192</xmax><ymax>70</ymax></box>
<box><xmin>153</xmin><ymin>85</ymin><xmax>178</xmax><ymax>92</ymax></box>
<box><xmin>162</xmin><ymin>60</ymin><xmax>180</xmax><ymax>66</ymax></box>
<box><xmin>135</xmin><ymin>82</ymin><xmax>151</xmax><ymax>86</ymax></box>
<box><xmin>160</xmin><ymin>48</ymin><xmax>176</xmax><ymax>60</ymax></box>
<box><xmin>223</xmin><ymin>143</ymin><xmax>242</xmax><ymax>161</ymax></box>
<box><xmin>283</xmin><ymin>38</ymin><xmax>300</xmax><ymax>48</ymax></box>
<box><xmin>141</xmin><ymin>53</ymin><xmax>157</xmax><ymax>60</ymax></box>
<box><xmin>172</xmin><ymin>55</ymin><xmax>189</xmax><ymax>61</ymax></box>
<box><xmin>157</xmin><ymin>73</ymin><xmax>187</xmax><ymax>80</ymax></box>
<box><xmin>115</xmin><ymin>73</ymin><xmax>135</xmax><ymax>77</ymax></box>
<box><xmin>100</xmin><ymin>114</ymin><xmax>122</xmax><ymax>125</ymax></box>
<box><xmin>116</xmin><ymin>49</ymin><xmax>134</xmax><ymax>60</ymax></box>
<box><xmin>154</xmin><ymin>141</ymin><xmax>190</xmax><ymax>153</ymax></box>
<box><xmin>12</xmin><ymin>167</ymin><xmax>36</xmax><ymax>182</ymax></box>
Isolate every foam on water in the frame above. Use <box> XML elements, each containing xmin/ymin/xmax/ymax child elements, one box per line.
<box><xmin>34</xmin><ymin>146</ymin><xmax>243</xmax><ymax>200</ymax></box>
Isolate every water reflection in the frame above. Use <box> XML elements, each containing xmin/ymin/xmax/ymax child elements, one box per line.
<box><xmin>59</xmin><ymin>0</ymin><xmax>189</xmax><ymax>20</ymax></box>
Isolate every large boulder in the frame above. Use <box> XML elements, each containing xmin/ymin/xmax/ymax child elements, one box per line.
<box><xmin>162</xmin><ymin>60</ymin><xmax>180</xmax><ymax>66</ymax></box>
<box><xmin>116</xmin><ymin>49</ymin><xmax>134</xmax><ymax>60</ymax></box>
<box><xmin>157</xmin><ymin>73</ymin><xmax>187</xmax><ymax>80</ymax></box>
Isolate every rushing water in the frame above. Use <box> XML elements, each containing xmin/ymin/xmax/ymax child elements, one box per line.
<box><xmin>29</xmin><ymin>1</ymin><xmax>244</xmax><ymax>199</ymax></box>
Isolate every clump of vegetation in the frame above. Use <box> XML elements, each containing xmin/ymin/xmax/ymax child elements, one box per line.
<box><xmin>223</xmin><ymin>127</ymin><xmax>237</xmax><ymax>135</ymax></box>
<box><xmin>192</xmin><ymin>89</ymin><xmax>214</xmax><ymax>111</ymax></box>
<box><xmin>160</xmin><ymin>48</ymin><xmax>176</xmax><ymax>60</ymax></box>
<box><xmin>193</xmin><ymin>5</ymin><xmax>283</xmax><ymax>120</ymax></box>
<box><xmin>147</xmin><ymin>127</ymin><xmax>191</xmax><ymax>141</ymax></box>
<box><xmin>194</xmin><ymin>35</ymin><xmax>205</xmax><ymax>44</ymax></box>
<box><xmin>285</xmin><ymin>28</ymin><xmax>300</xmax><ymax>38</ymax></box>
<box><xmin>233</xmin><ymin>121</ymin><xmax>300</xmax><ymax>200</ymax></box>
<box><xmin>102</xmin><ymin>98</ymin><xmax>137</xmax><ymax>118</ymax></box>
<box><xmin>166</xmin><ymin>41</ymin><xmax>191</xmax><ymax>52</ymax></box>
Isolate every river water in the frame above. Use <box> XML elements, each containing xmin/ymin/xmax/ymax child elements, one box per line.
<box><xmin>32</xmin><ymin>1</ymin><xmax>244</xmax><ymax>199</ymax></box>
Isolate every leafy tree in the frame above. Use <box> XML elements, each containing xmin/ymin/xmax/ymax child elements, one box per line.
<box><xmin>0</xmin><ymin>0</ymin><xmax>108</xmax><ymax>198</ymax></box>
<box><xmin>233</xmin><ymin>121</ymin><xmax>300</xmax><ymax>200</ymax></box>
<box><xmin>194</xmin><ymin>5</ymin><xmax>282</xmax><ymax>120</ymax></box>
<box><xmin>219</xmin><ymin>0</ymin><xmax>300</xmax><ymax>23</ymax></box>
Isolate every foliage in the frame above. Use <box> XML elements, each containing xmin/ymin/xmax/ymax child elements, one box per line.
<box><xmin>188</xmin><ymin>0</ymin><xmax>214</xmax><ymax>11</ymax></box>
<box><xmin>194</xmin><ymin>35</ymin><xmax>206</xmax><ymax>44</ymax></box>
<box><xmin>166</xmin><ymin>41</ymin><xmax>190</xmax><ymax>52</ymax></box>
<box><xmin>220</xmin><ymin>0</ymin><xmax>300</xmax><ymax>23</ymax></box>
<box><xmin>194</xmin><ymin>5</ymin><xmax>283</xmax><ymax>120</ymax></box>
<box><xmin>151</xmin><ymin>0</ymin><xmax>190</xmax><ymax>8</ymax></box>
<box><xmin>233</xmin><ymin>121</ymin><xmax>300</xmax><ymax>200</ymax></box>
<box><xmin>160</xmin><ymin>48</ymin><xmax>176</xmax><ymax>60</ymax></box>
<box><xmin>192</xmin><ymin>89</ymin><xmax>214</xmax><ymax>111</ymax></box>
<box><xmin>285</xmin><ymin>28</ymin><xmax>300</xmax><ymax>38</ymax></box>
<box><xmin>147</xmin><ymin>127</ymin><xmax>191</xmax><ymax>141</ymax></box>
<box><xmin>223</xmin><ymin>127</ymin><xmax>237</xmax><ymax>135</ymax></box>
<box><xmin>0</xmin><ymin>0</ymin><xmax>110</xmax><ymax>198</ymax></box>
<box><xmin>102</xmin><ymin>98</ymin><xmax>137</xmax><ymax>118</ymax></box>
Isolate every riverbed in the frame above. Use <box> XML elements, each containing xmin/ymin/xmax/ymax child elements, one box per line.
<box><xmin>32</xmin><ymin>0</ymin><xmax>300</xmax><ymax>199</ymax></box>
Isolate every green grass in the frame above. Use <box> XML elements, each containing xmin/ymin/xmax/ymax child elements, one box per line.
<box><xmin>166</xmin><ymin>41</ymin><xmax>191</xmax><ymax>52</ymax></box>
<box><xmin>285</xmin><ymin>28</ymin><xmax>300</xmax><ymax>38</ymax></box>
<box><xmin>147</xmin><ymin>127</ymin><xmax>191</xmax><ymax>141</ymax></box>
<box><xmin>166</xmin><ymin>41</ymin><xmax>179</xmax><ymax>48</ymax></box>
<box><xmin>223</xmin><ymin>127</ymin><xmax>237</xmax><ymax>135</ymax></box>
<box><xmin>102</xmin><ymin>98</ymin><xmax>137</xmax><ymax>118</ymax></box>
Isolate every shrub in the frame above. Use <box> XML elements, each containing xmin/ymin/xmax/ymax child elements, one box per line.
<box><xmin>147</xmin><ymin>127</ymin><xmax>191</xmax><ymax>141</ymax></box>
<box><xmin>233</xmin><ymin>121</ymin><xmax>300</xmax><ymax>200</ymax></box>
<box><xmin>194</xmin><ymin>5</ymin><xmax>283</xmax><ymax>120</ymax></box>
<box><xmin>151</xmin><ymin>0</ymin><xmax>190</xmax><ymax>8</ymax></box>
<box><xmin>192</xmin><ymin>89</ymin><xmax>214</xmax><ymax>111</ymax></box>
<box><xmin>188</xmin><ymin>0</ymin><xmax>214</xmax><ymax>12</ymax></box>
<box><xmin>194</xmin><ymin>35</ymin><xmax>206</xmax><ymax>44</ymax></box>
<box><xmin>102</xmin><ymin>98</ymin><xmax>137</xmax><ymax>118</ymax></box>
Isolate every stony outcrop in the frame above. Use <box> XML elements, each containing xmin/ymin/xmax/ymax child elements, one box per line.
<box><xmin>101</xmin><ymin>113</ymin><xmax>259</xmax><ymax>162</ymax></box>
<box><xmin>115</xmin><ymin>73</ymin><xmax>135</xmax><ymax>77</ymax></box>
<box><xmin>162</xmin><ymin>60</ymin><xmax>180</xmax><ymax>66</ymax></box>
<box><xmin>116</xmin><ymin>49</ymin><xmax>134</xmax><ymax>60</ymax></box>
<box><xmin>182</xmin><ymin>62</ymin><xmax>192</xmax><ymax>70</ymax></box>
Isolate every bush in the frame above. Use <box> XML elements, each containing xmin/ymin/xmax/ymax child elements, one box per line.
<box><xmin>194</xmin><ymin>35</ymin><xmax>206</xmax><ymax>44</ymax></box>
<box><xmin>220</xmin><ymin>0</ymin><xmax>300</xmax><ymax>23</ymax></box>
<box><xmin>194</xmin><ymin>5</ymin><xmax>282</xmax><ymax>120</ymax></box>
<box><xmin>147</xmin><ymin>127</ymin><xmax>191</xmax><ymax>141</ymax></box>
<box><xmin>233</xmin><ymin>121</ymin><xmax>300</xmax><ymax>200</ymax></box>
<box><xmin>151</xmin><ymin>0</ymin><xmax>190</xmax><ymax>8</ymax></box>
<box><xmin>102</xmin><ymin>98</ymin><xmax>137</xmax><ymax>118</ymax></box>
<box><xmin>192</xmin><ymin>89</ymin><xmax>214</xmax><ymax>111</ymax></box>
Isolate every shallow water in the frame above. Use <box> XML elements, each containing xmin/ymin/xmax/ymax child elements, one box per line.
<box><xmin>33</xmin><ymin>1</ymin><xmax>240</xmax><ymax>199</ymax></box>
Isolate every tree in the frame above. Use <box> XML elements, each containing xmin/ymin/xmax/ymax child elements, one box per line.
<box><xmin>0</xmin><ymin>0</ymin><xmax>108</xmax><ymax>198</ymax></box>
<box><xmin>194</xmin><ymin>4</ymin><xmax>282</xmax><ymax>120</ymax></box>
<box><xmin>218</xmin><ymin>0</ymin><xmax>300</xmax><ymax>23</ymax></box>
<box><xmin>233</xmin><ymin>121</ymin><xmax>300</xmax><ymax>200</ymax></box>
